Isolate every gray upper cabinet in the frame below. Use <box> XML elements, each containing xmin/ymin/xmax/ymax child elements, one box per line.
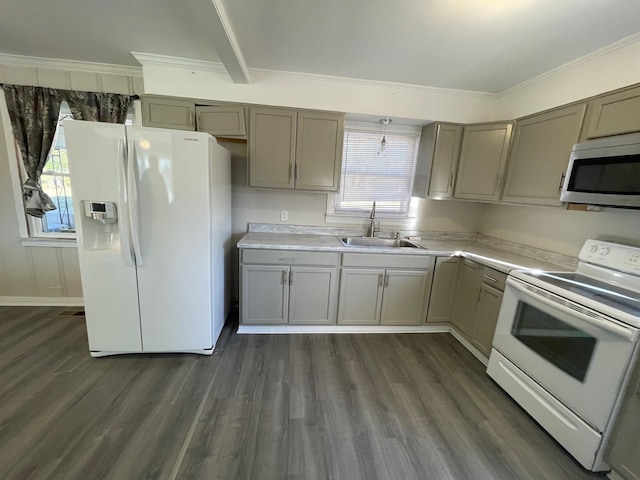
<box><xmin>141</xmin><ymin>97</ymin><xmax>195</xmax><ymax>131</ymax></box>
<box><xmin>584</xmin><ymin>85</ymin><xmax>640</xmax><ymax>139</ymax></box>
<box><xmin>454</xmin><ymin>123</ymin><xmax>513</xmax><ymax>202</ymax></box>
<box><xmin>249</xmin><ymin>107</ymin><xmax>344</xmax><ymax>192</ymax></box>
<box><xmin>295</xmin><ymin>111</ymin><xmax>344</xmax><ymax>191</ymax></box>
<box><xmin>413</xmin><ymin>123</ymin><xmax>463</xmax><ymax>199</ymax></box>
<box><xmin>196</xmin><ymin>105</ymin><xmax>246</xmax><ymax>137</ymax></box>
<box><xmin>502</xmin><ymin>104</ymin><xmax>587</xmax><ymax>206</ymax></box>
<box><xmin>249</xmin><ymin>107</ymin><xmax>297</xmax><ymax>189</ymax></box>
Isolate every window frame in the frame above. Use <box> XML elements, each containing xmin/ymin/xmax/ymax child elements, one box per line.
<box><xmin>1</xmin><ymin>93</ymin><xmax>141</xmax><ymax>245</ymax></box>
<box><xmin>326</xmin><ymin>120</ymin><xmax>421</xmax><ymax>226</ymax></box>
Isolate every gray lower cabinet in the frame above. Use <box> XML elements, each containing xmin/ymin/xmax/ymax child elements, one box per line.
<box><xmin>141</xmin><ymin>97</ymin><xmax>195</xmax><ymax>131</ymax></box>
<box><xmin>501</xmin><ymin>103</ymin><xmax>587</xmax><ymax>206</ymax></box>
<box><xmin>607</xmin><ymin>358</ymin><xmax>640</xmax><ymax>480</ymax></box>
<box><xmin>240</xmin><ymin>250</ymin><xmax>339</xmax><ymax>325</ymax></box>
<box><xmin>241</xmin><ymin>264</ymin><xmax>289</xmax><ymax>324</ymax></box>
<box><xmin>470</xmin><ymin>282</ymin><xmax>504</xmax><ymax>357</ymax></box>
<box><xmin>426</xmin><ymin>257</ymin><xmax>461</xmax><ymax>323</ymax></box>
<box><xmin>454</xmin><ymin>123</ymin><xmax>513</xmax><ymax>202</ymax></box>
<box><xmin>451</xmin><ymin>259</ymin><xmax>483</xmax><ymax>335</ymax></box>
<box><xmin>337</xmin><ymin>268</ymin><xmax>385</xmax><ymax>325</ymax></box>
<box><xmin>451</xmin><ymin>260</ymin><xmax>506</xmax><ymax>357</ymax></box>
<box><xmin>584</xmin><ymin>84</ymin><xmax>640</xmax><ymax>139</ymax></box>
<box><xmin>337</xmin><ymin>253</ymin><xmax>433</xmax><ymax>326</ymax></box>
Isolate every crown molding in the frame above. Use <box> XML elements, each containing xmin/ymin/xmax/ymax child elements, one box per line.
<box><xmin>496</xmin><ymin>31</ymin><xmax>640</xmax><ymax>99</ymax></box>
<box><xmin>0</xmin><ymin>53</ymin><xmax>142</xmax><ymax>77</ymax></box>
<box><xmin>131</xmin><ymin>52</ymin><xmax>228</xmax><ymax>74</ymax></box>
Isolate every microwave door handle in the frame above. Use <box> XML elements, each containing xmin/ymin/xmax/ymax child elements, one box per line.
<box><xmin>508</xmin><ymin>280</ymin><xmax>637</xmax><ymax>342</ymax></box>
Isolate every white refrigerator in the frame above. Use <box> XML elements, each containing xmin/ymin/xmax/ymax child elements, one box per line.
<box><xmin>64</xmin><ymin>120</ymin><xmax>231</xmax><ymax>357</ymax></box>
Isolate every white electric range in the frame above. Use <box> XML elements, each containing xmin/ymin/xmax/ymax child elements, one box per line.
<box><xmin>488</xmin><ymin>239</ymin><xmax>640</xmax><ymax>472</ymax></box>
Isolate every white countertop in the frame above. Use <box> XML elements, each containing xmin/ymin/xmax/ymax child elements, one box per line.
<box><xmin>237</xmin><ymin>232</ymin><xmax>574</xmax><ymax>273</ymax></box>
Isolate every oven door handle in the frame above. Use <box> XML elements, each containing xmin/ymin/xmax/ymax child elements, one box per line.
<box><xmin>508</xmin><ymin>279</ymin><xmax>638</xmax><ymax>342</ymax></box>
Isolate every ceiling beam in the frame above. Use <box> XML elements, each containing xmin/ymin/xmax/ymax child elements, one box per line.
<box><xmin>206</xmin><ymin>0</ymin><xmax>251</xmax><ymax>84</ymax></box>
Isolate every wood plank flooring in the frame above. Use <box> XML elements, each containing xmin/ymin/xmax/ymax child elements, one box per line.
<box><xmin>0</xmin><ymin>306</ymin><xmax>605</xmax><ymax>479</ymax></box>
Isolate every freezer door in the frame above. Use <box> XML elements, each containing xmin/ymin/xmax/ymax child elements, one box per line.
<box><xmin>64</xmin><ymin>120</ymin><xmax>142</xmax><ymax>353</ymax></box>
<box><xmin>127</xmin><ymin>127</ymin><xmax>214</xmax><ymax>351</ymax></box>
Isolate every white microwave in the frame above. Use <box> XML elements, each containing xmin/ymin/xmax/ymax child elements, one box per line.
<box><xmin>560</xmin><ymin>132</ymin><xmax>640</xmax><ymax>208</ymax></box>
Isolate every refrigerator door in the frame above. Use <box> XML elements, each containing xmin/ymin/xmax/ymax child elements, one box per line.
<box><xmin>127</xmin><ymin>127</ymin><xmax>213</xmax><ymax>351</ymax></box>
<box><xmin>64</xmin><ymin>121</ymin><xmax>142</xmax><ymax>353</ymax></box>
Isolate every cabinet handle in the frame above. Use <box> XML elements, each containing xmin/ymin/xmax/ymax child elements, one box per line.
<box><xmin>557</xmin><ymin>172</ymin><xmax>566</xmax><ymax>194</ymax></box>
<box><xmin>288</xmin><ymin>164</ymin><xmax>293</xmax><ymax>181</ymax></box>
<box><xmin>282</xmin><ymin>270</ymin><xmax>289</xmax><ymax>285</ymax></box>
<box><xmin>278</xmin><ymin>258</ymin><xmax>297</xmax><ymax>262</ymax></box>
<box><xmin>190</xmin><ymin>111</ymin><xmax>195</xmax><ymax>127</ymax></box>
<box><xmin>378</xmin><ymin>273</ymin><xmax>384</xmax><ymax>287</ymax></box>
<box><xmin>197</xmin><ymin>113</ymin><xmax>201</xmax><ymax>128</ymax></box>
<box><xmin>384</xmin><ymin>274</ymin><xmax>389</xmax><ymax>287</ymax></box>
<box><xmin>482</xmin><ymin>275</ymin><xmax>498</xmax><ymax>283</ymax></box>
<box><xmin>449</xmin><ymin>172</ymin><xmax>454</xmax><ymax>187</ymax></box>
<box><xmin>289</xmin><ymin>272</ymin><xmax>294</xmax><ymax>285</ymax></box>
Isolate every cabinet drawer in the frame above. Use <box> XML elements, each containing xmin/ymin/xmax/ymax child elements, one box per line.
<box><xmin>481</xmin><ymin>267</ymin><xmax>507</xmax><ymax>291</ymax></box>
<box><xmin>341</xmin><ymin>253</ymin><xmax>432</xmax><ymax>269</ymax></box>
<box><xmin>242</xmin><ymin>249</ymin><xmax>339</xmax><ymax>266</ymax></box>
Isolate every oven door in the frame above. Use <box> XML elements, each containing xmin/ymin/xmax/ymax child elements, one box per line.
<box><xmin>492</xmin><ymin>276</ymin><xmax>638</xmax><ymax>432</ymax></box>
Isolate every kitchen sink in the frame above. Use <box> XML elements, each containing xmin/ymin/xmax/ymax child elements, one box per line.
<box><xmin>338</xmin><ymin>236</ymin><xmax>423</xmax><ymax>248</ymax></box>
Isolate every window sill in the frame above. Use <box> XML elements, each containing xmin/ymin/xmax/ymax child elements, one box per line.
<box><xmin>21</xmin><ymin>238</ymin><xmax>78</xmax><ymax>248</ymax></box>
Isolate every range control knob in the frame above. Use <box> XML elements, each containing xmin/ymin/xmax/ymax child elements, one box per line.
<box><xmin>588</xmin><ymin>245</ymin><xmax>598</xmax><ymax>253</ymax></box>
<box><xmin>599</xmin><ymin>247</ymin><xmax>610</xmax><ymax>256</ymax></box>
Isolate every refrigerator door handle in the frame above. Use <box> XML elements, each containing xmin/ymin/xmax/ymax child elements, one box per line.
<box><xmin>118</xmin><ymin>139</ymin><xmax>135</xmax><ymax>266</ymax></box>
<box><xmin>127</xmin><ymin>139</ymin><xmax>143</xmax><ymax>266</ymax></box>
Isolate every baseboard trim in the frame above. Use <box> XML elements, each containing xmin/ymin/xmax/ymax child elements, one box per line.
<box><xmin>449</xmin><ymin>327</ymin><xmax>489</xmax><ymax>366</ymax></box>
<box><xmin>0</xmin><ymin>296</ymin><xmax>84</xmax><ymax>306</ymax></box>
<box><xmin>237</xmin><ymin>324</ymin><xmax>451</xmax><ymax>334</ymax></box>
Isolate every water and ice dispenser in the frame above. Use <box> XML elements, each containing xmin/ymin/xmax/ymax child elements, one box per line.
<box><xmin>81</xmin><ymin>201</ymin><xmax>119</xmax><ymax>249</ymax></box>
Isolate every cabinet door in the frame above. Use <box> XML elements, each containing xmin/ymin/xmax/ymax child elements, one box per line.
<box><xmin>380</xmin><ymin>269</ymin><xmax>430</xmax><ymax>325</ymax></box>
<box><xmin>241</xmin><ymin>265</ymin><xmax>289</xmax><ymax>324</ymax></box>
<box><xmin>141</xmin><ymin>97</ymin><xmax>195</xmax><ymax>131</ymax></box>
<box><xmin>249</xmin><ymin>107</ymin><xmax>296</xmax><ymax>189</ymax></box>
<box><xmin>288</xmin><ymin>266</ymin><xmax>338</xmax><ymax>325</ymax></box>
<box><xmin>196</xmin><ymin>105</ymin><xmax>246</xmax><ymax>137</ymax></box>
<box><xmin>608</xmin><ymin>363</ymin><xmax>640</xmax><ymax>480</ymax></box>
<box><xmin>454</xmin><ymin>123</ymin><xmax>513</xmax><ymax>201</ymax></box>
<box><xmin>295</xmin><ymin>111</ymin><xmax>344</xmax><ymax>191</ymax></box>
<box><xmin>337</xmin><ymin>268</ymin><xmax>384</xmax><ymax>325</ymax></box>
<box><xmin>502</xmin><ymin>104</ymin><xmax>586</xmax><ymax>206</ymax></box>
<box><xmin>451</xmin><ymin>259</ymin><xmax>483</xmax><ymax>336</ymax></box>
<box><xmin>585</xmin><ymin>85</ymin><xmax>640</xmax><ymax>139</ymax></box>
<box><xmin>470</xmin><ymin>283</ymin><xmax>503</xmax><ymax>357</ymax></box>
<box><xmin>426</xmin><ymin>257</ymin><xmax>460</xmax><ymax>323</ymax></box>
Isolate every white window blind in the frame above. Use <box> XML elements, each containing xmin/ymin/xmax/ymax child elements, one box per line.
<box><xmin>335</xmin><ymin>129</ymin><xmax>419</xmax><ymax>215</ymax></box>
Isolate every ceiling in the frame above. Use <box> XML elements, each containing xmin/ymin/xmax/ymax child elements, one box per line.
<box><xmin>1</xmin><ymin>0</ymin><xmax>640</xmax><ymax>93</ymax></box>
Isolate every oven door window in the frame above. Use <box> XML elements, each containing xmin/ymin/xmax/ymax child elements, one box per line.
<box><xmin>512</xmin><ymin>302</ymin><xmax>596</xmax><ymax>382</ymax></box>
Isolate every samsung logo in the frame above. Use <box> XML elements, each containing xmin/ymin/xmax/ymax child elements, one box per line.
<box><xmin>183</xmin><ymin>137</ymin><xmax>200</xmax><ymax>142</ymax></box>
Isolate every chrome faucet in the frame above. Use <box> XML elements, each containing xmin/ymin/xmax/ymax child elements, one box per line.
<box><xmin>367</xmin><ymin>201</ymin><xmax>380</xmax><ymax>237</ymax></box>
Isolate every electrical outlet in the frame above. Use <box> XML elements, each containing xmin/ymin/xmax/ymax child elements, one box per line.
<box><xmin>280</xmin><ymin>210</ymin><xmax>288</xmax><ymax>222</ymax></box>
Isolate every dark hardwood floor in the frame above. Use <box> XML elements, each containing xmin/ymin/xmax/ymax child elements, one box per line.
<box><xmin>0</xmin><ymin>306</ymin><xmax>604</xmax><ymax>480</ymax></box>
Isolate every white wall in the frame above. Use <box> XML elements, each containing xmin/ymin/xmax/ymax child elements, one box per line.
<box><xmin>480</xmin><ymin>204</ymin><xmax>640</xmax><ymax>257</ymax></box>
<box><xmin>495</xmin><ymin>35</ymin><xmax>640</xmax><ymax>119</ymax></box>
<box><xmin>0</xmin><ymin>64</ymin><xmax>143</xmax><ymax>300</ymax></box>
